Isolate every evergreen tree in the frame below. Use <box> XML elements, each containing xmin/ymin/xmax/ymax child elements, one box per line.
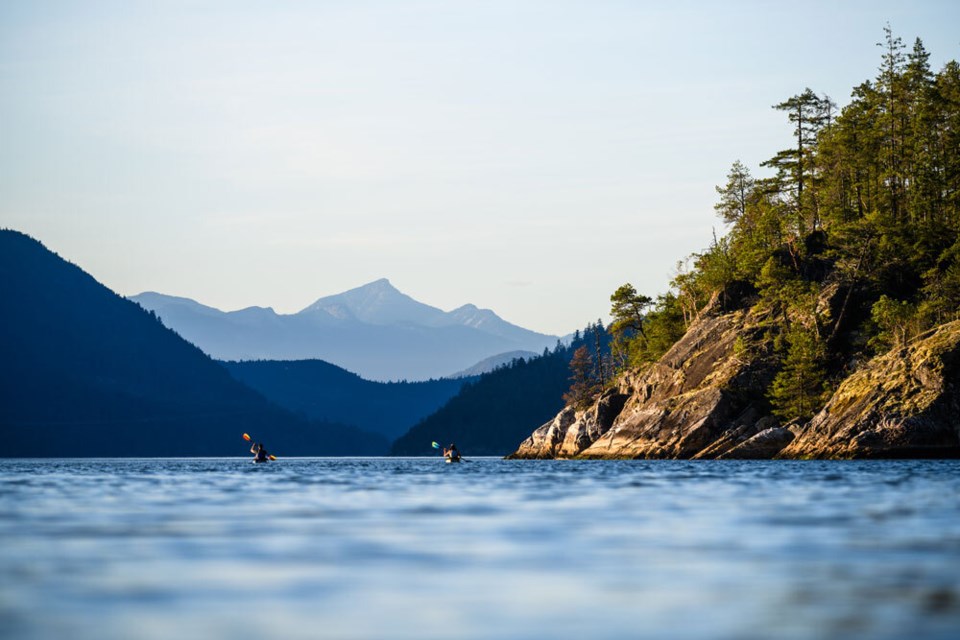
<box><xmin>608</xmin><ymin>283</ymin><xmax>652</xmax><ymax>369</ymax></box>
<box><xmin>876</xmin><ymin>24</ymin><xmax>908</xmax><ymax>221</ymax></box>
<box><xmin>869</xmin><ymin>295</ymin><xmax>918</xmax><ymax>352</ymax></box>
<box><xmin>715</xmin><ymin>160</ymin><xmax>756</xmax><ymax>225</ymax></box>
<box><xmin>595</xmin><ymin>28</ymin><xmax>959</xmax><ymax>423</ymax></box>
<box><xmin>762</xmin><ymin>88</ymin><xmax>835</xmax><ymax>235</ymax></box>
<box><xmin>768</xmin><ymin>326</ymin><xmax>829</xmax><ymax>421</ymax></box>
<box><xmin>919</xmin><ymin>240</ymin><xmax>960</xmax><ymax>327</ymax></box>
<box><xmin>593</xmin><ymin>321</ymin><xmax>607</xmax><ymax>385</ymax></box>
<box><xmin>563</xmin><ymin>346</ymin><xmax>598</xmax><ymax>410</ymax></box>
<box><xmin>609</xmin><ymin>284</ymin><xmax>652</xmax><ymax>336</ymax></box>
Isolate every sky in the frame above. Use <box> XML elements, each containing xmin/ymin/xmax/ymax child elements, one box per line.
<box><xmin>1</xmin><ymin>1</ymin><xmax>958</xmax><ymax>336</ymax></box>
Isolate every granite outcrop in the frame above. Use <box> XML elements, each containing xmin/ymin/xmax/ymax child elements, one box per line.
<box><xmin>509</xmin><ymin>306</ymin><xmax>960</xmax><ymax>460</ymax></box>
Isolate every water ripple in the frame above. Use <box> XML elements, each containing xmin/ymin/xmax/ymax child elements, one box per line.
<box><xmin>2</xmin><ymin>457</ymin><xmax>960</xmax><ymax>639</ymax></box>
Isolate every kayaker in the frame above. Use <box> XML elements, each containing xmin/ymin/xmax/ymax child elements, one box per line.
<box><xmin>443</xmin><ymin>443</ymin><xmax>461</xmax><ymax>462</ymax></box>
<box><xmin>251</xmin><ymin>442</ymin><xmax>270</xmax><ymax>463</ymax></box>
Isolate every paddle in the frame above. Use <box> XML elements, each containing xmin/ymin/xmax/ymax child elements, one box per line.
<box><xmin>432</xmin><ymin>441</ymin><xmax>466</xmax><ymax>462</ymax></box>
<box><xmin>243</xmin><ymin>433</ymin><xmax>277</xmax><ymax>460</ymax></box>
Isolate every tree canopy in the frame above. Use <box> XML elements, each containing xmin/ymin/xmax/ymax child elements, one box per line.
<box><xmin>605</xmin><ymin>28</ymin><xmax>960</xmax><ymax>423</ymax></box>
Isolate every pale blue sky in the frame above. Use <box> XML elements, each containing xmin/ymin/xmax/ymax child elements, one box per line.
<box><xmin>2</xmin><ymin>1</ymin><xmax>958</xmax><ymax>334</ymax></box>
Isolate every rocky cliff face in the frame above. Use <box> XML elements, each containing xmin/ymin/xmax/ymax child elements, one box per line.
<box><xmin>779</xmin><ymin>320</ymin><xmax>960</xmax><ymax>459</ymax></box>
<box><xmin>508</xmin><ymin>308</ymin><xmax>960</xmax><ymax>460</ymax></box>
<box><xmin>510</xmin><ymin>300</ymin><xmax>781</xmax><ymax>459</ymax></box>
<box><xmin>510</xmin><ymin>390</ymin><xmax>630</xmax><ymax>459</ymax></box>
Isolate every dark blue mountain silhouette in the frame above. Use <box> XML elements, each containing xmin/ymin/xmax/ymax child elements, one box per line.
<box><xmin>0</xmin><ymin>229</ymin><xmax>386</xmax><ymax>456</ymax></box>
<box><xmin>222</xmin><ymin>359</ymin><xmax>474</xmax><ymax>441</ymax></box>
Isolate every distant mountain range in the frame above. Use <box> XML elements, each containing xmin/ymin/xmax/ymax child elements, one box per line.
<box><xmin>0</xmin><ymin>230</ymin><xmax>386</xmax><ymax>456</ymax></box>
<box><xmin>131</xmin><ymin>280</ymin><xmax>558</xmax><ymax>381</ymax></box>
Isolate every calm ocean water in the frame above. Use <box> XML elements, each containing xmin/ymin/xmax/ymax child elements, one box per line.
<box><xmin>1</xmin><ymin>457</ymin><xmax>959</xmax><ymax>640</ymax></box>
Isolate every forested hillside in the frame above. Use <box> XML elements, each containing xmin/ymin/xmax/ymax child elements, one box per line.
<box><xmin>392</xmin><ymin>325</ymin><xmax>609</xmax><ymax>456</ymax></box>
<box><xmin>223</xmin><ymin>359</ymin><xmax>473</xmax><ymax>441</ymax></box>
<box><xmin>604</xmin><ymin>29</ymin><xmax>960</xmax><ymax>424</ymax></box>
<box><xmin>0</xmin><ymin>230</ymin><xmax>387</xmax><ymax>456</ymax></box>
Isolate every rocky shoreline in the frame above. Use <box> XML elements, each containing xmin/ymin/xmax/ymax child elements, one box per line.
<box><xmin>508</xmin><ymin>304</ymin><xmax>960</xmax><ymax>460</ymax></box>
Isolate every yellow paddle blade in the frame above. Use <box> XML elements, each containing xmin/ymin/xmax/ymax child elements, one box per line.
<box><xmin>269</xmin><ymin>455</ymin><xmax>277</xmax><ymax>461</ymax></box>
<box><xmin>242</xmin><ymin>433</ymin><xmax>251</xmax><ymax>441</ymax></box>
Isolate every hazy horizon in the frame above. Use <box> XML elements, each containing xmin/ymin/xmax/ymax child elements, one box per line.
<box><xmin>2</xmin><ymin>1</ymin><xmax>958</xmax><ymax>335</ymax></box>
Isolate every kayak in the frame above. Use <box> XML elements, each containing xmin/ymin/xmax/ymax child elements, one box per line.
<box><xmin>251</xmin><ymin>458</ymin><xmax>270</xmax><ymax>464</ymax></box>
<box><xmin>445</xmin><ymin>457</ymin><xmax>461</xmax><ymax>464</ymax></box>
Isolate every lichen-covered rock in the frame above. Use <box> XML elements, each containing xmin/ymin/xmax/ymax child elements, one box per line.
<box><xmin>780</xmin><ymin>320</ymin><xmax>960</xmax><ymax>459</ymax></box>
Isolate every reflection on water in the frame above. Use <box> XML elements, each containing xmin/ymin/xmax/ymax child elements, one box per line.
<box><xmin>1</xmin><ymin>458</ymin><xmax>959</xmax><ymax>639</ymax></box>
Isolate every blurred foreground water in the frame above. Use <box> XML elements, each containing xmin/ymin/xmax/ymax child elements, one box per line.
<box><xmin>1</xmin><ymin>457</ymin><xmax>959</xmax><ymax>639</ymax></box>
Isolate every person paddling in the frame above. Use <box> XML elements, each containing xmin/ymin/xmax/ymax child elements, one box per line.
<box><xmin>251</xmin><ymin>442</ymin><xmax>270</xmax><ymax>463</ymax></box>
<box><xmin>443</xmin><ymin>443</ymin><xmax>461</xmax><ymax>462</ymax></box>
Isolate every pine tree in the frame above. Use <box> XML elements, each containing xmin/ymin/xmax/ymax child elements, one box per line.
<box><xmin>598</xmin><ymin>29</ymin><xmax>960</xmax><ymax>420</ymax></box>
<box><xmin>763</xmin><ymin>88</ymin><xmax>835</xmax><ymax>234</ymax></box>
<box><xmin>876</xmin><ymin>24</ymin><xmax>908</xmax><ymax>221</ymax></box>
<box><xmin>609</xmin><ymin>284</ymin><xmax>652</xmax><ymax>336</ymax></box>
<box><xmin>715</xmin><ymin>160</ymin><xmax>756</xmax><ymax>225</ymax></box>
